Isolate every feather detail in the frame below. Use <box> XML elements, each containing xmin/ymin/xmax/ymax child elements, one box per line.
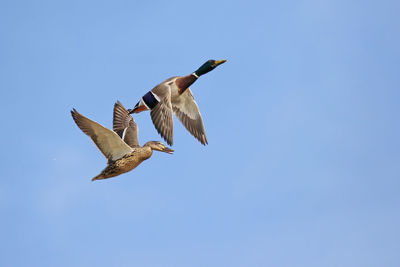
<box><xmin>171</xmin><ymin>89</ymin><xmax>208</xmax><ymax>145</ymax></box>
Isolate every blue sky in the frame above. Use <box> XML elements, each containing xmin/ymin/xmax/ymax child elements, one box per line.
<box><xmin>1</xmin><ymin>0</ymin><xmax>399</xmax><ymax>266</ymax></box>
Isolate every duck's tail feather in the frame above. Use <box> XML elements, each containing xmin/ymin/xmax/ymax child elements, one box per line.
<box><xmin>92</xmin><ymin>173</ymin><xmax>105</xmax><ymax>181</ymax></box>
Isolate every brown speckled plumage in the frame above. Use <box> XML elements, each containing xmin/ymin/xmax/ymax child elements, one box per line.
<box><xmin>91</xmin><ymin>146</ymin><xmax>152</xmax><ymax>181</ymax></box>
<box><xmin>71</xmin><ymin>101</ymin><xmax>173</xmax><ymax>181</ymax></box>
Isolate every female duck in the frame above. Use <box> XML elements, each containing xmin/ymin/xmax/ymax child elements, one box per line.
<box><xmin>129</xmin><ymin>59</ymin><xmax>226</xmax><ymax>146</ymax></box>
<box><xmin>71</xmin><ymin>101</ymin><xmax>173</xmax><ymax>181</ymax></box>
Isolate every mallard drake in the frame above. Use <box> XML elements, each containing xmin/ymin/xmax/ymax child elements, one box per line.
<box><xmin>71</xmin><ymin>101</ymin><xmax>173</xmax><ymax>181</ymax></box>
<box><xmin>128</xmin><ymin>59</ymin><xmax>226</xmax><ymax>146</ymax></box>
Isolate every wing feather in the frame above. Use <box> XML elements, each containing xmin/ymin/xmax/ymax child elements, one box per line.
<box><xmin>113</xmin><ymin>101</ymin><xmax>140</xmax><ymax>148</ymax></box>
<box><xmin>172</xmin><ymin>89</ymin><xmax>208</xmax><ymax>145</ymax></box>
<box><xmin>71</xmin><ymin>109</ymin><xmax>133</xmax><ymax>161</ymax></box>
<box><xmin>150</xmin><ymin>95</ymin><xmax>174</xmax><ymax>146</ymax></box>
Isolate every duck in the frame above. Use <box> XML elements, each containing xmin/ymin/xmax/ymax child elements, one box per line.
<box><xmin>71</xmin><ymin>101</ymin><xmax>173</xmax><ymax>181</ymax></box>
<box><xmin>128</xmin><ymin>59</ymin><xmax>226</xmax><ymax>146</ymax></box>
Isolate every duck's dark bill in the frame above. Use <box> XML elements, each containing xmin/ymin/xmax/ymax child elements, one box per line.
<box><xmin>163</xmin><ymin>147</ymin><xmax>174</xmax><ymax>154</ymax></box>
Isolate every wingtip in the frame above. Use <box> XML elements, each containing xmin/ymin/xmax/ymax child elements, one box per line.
<box><xmin>114</xmin><ymin>100</ymin><xmax>123</xmax><ymax>108</ymax></box>
<box><xmin>165</xmin><ymin>137</ymin><xmax>173</xmax><ymax>146</ymax></box>
<box><xmin>71</xmin><ymin>108</ymin><xmax>78</xmax><ymax>120</ymax></box>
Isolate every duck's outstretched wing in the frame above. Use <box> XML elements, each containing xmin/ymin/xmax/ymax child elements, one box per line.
<box><xmin>150</xmin><ymin>85</ymin><xmax>174</xmax><ymax>146</ymax></box>
<box><xmin>113</xmin><ymin>101</ymin><xmax>140</xmax><ymax>148</ymax></box>
<box><xmin>71</xmin><ymin>109</ymin><xmax>133</xmax><ymax>161</ymax></box>
<box><xmin>172</xmin><ymin>88</ymin><xmax>208</xmax><ymax>145</ymax></box>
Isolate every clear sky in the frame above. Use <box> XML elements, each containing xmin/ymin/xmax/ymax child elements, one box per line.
<box><xmin>1</xmin><ymin>0</ymin><xmax>399</xmax><ymax>266</ymax></box>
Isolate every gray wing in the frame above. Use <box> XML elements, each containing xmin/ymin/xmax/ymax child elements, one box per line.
<box><xmin>150</xmin><ymin>85</ymin><xmax>174</xmax><ymax>146</ymax></box>
<box><xmin>71</xmin><ymin>109</ymin><xmax>133</xmax><ymax>161</ymax></box>
<box><xmin>172</xmin><ymin>88</ymin><xmax>208</xmax><ymax>145</ymax></box>
<box><xmin>113</xmin><ymin>101</ymin><xmax>140</xmax><ymax>148</ymax></box>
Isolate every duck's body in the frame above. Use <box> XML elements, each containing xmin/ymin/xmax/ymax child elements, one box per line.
<box><xmin>129</xmin><ymin>59</ymin><xmax>226</xmax><ymax>146</ymax></box>
<box><xmin>92</xmin><ymin>145</ymin><xmax>152</xmax><ymax>180</ymax></box>
<box><xmin>71</xmin><ymin>101</ymin><xmax>173</xmax><ymax>181</ymax></box>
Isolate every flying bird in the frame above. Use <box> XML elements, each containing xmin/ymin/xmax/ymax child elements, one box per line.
<box><xmin>129</xmin><ymin>59</ymin><xmax>226</xmax><ymax>146</ymax></box>
<box><xmin>71</xmin><ymin>101</ymin><xmax>173</xmax><ymax>181</ymax></box>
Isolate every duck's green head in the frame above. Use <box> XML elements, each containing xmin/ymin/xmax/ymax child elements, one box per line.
<box><xmin>194</xmin><ymin>59</ymin><xmax>226</xmax><ymax>77</ymax></box>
